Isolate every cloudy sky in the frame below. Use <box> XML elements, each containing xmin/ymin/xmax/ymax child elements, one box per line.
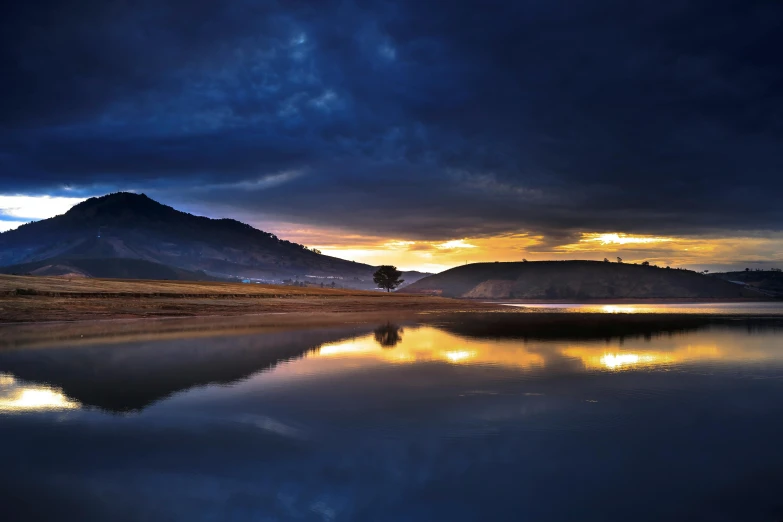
<box><xmin>1</xmin><ymin>0</ymin><xmax>782</xmax><ymax>272</ymax></box>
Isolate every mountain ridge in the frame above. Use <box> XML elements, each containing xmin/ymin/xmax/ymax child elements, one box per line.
<box><xmin>0</xmin><ymin>192</ymin><xmax>428</xmax><ymax>288</ymax></box>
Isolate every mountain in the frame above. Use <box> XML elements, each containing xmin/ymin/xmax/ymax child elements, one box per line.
<box><xmin>0</xmin><ymin>258</ymin><xmax>217</xmax><ymax>281</ymax></box>
<box><xmin>711</xmin><ymin>270</ymin><xmax>783</xmax><ymax>297</ymax></box>
<box><xmin>402</xmin><ymin>261</ymin><xmax>768</xmax><ymax>299</ymax></box>
<box><xmin>0</xmin><ymin>192</ymin><xmax>428</xmax><ymax>287</ymax></box>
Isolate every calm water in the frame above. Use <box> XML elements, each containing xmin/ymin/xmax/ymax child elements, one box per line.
<box><xmin>3</xmin><ymin>314</ymin><xmax>783</xmax><ymax>521</ymax></box>
<box><xmin>498</xmin><ymin>301</ymin><xmax>783</xmax><ymax>314</ymax></box>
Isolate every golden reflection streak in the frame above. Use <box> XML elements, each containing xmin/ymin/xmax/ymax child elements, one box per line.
<box><xmin>561</xmin><ymin>343</ymin><xmax>723</xmax><ymax>371</ymax></box>
<box><xmin>600</xmin><ymin>305</ymin><xmax>640</xmax><ymax>314</ymax></box>
<box><xmin>0</xmin><ymin>373</ymin><xmax>80</xmax><ymax>412</ymax></box>
<box><xmin>317</xmin><ymin>329</ymin><xmax>545</xmax><ymax>368</ymax></box>
<box><xmin>311</xmin><ymin>327</ymin><xmax>781</xmax><ymax>376</ymax></box>
<box><xmin>445</xmin><ymin>350</ymin><xmax>476</xmax><ymax>362</ymax></box>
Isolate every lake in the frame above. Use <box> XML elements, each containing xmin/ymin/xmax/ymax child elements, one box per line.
<box><xmin>497</xmin><ymin>301</ymin><xmax>783</xmax><ymax>314</ymax></box>
<box><xmin>2</xmin><ymin>312</ymin><xmax>783</xmax><ymax>521</ymax></box>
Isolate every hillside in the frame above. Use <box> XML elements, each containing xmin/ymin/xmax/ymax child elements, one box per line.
<box><xmin>711</xmin><ymin>270</ymin><xmax>783</xmax><ymax>297</ymax></box>
<box><xmin>0</xmin><ymin>192</ymin><xmax>427</xmax><ymax>288</ymax></box>
<box><xmin>0</xmin><ymin>258</ymin><xmax>218</xmax><ymax>281</ymax></box>
<box><xmin>402</xmin><ymin>261</ymin><xmax>767</xmax><ymax>299</ymax></box>
<box><xmin>0</xmin><ymin>274</ymin><xmax>496</xmax><ymax>322</ymax></box>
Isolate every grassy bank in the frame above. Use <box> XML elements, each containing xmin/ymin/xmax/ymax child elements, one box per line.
<box><xmin>0</xmin><ymin>274</ymin><xmax>499</xmax><ymax>323</ymax></box>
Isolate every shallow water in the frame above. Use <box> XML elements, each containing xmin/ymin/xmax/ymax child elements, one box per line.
<box><xmin>498</xmin><ymin>301</ymin><xmax>783</xmax><ymax>314</ymax></box>
<box><xmin>3</xmin><ymin>315</ymin><xmax>783</xmax><ymax>521</ymax></box>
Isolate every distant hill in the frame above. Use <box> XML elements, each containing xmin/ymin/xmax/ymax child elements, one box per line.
<box><xmin>402</xmin><ymin>261</ymin><xmax>767</xmax><ymax>299</ymax></box>
<box><xmin>711</xmin><ymin>270</ymin><xmax>783</xmax><ymax>297</ymax></box>
<box><xmin>0</xmin><ymin>258</ymin><xmax>218</xmax><ymax>281</ymax></box>
<box><xmin>0</xmin><ymin>192</ymin><xmax>428</xmax><ymax>288</ymax></box>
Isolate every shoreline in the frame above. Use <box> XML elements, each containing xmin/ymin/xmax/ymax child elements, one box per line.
<box><xmin>1</xmin><ymin>274</ymin><xmax>781</xmax><ymax>325</ymax></box>
<box><xmin>484</xmin><ymin>297</ymin><xmax>780</xmax><ymax>304</ymax></box>
<box><xmin>2</xmin><ymin>309</ymin><xmax>782</xmax><ymax>351</ymax></box>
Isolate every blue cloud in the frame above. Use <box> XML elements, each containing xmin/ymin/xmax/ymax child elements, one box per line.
<box><xmin>1</xmin><ymin>0</ymin><xmax>782</xmax><ymax>241</ymax></box>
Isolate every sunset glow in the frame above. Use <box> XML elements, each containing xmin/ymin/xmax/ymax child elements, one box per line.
<box><xmin>310</xmin><ymin>327</ymin><xmax>781</xmax><ymax>376</ymax></box>
<box><xmin>0</xmin><ymin>374</ymin><xmax>80</xmax><ymax>413</ymax></box>
<box><xmin>311</xmin><ymin>231</ymin><xmax>782</xmax><ymax>273</ymax></box>
<box><xmin>2</xmin><ymin>192</ymin><xmax>780</xmax><ymax>273</ymax></box>
<box><xmin>584</xmin><ymin>233</ymin><xmax>674</xmax><ymax>245</ymax></box>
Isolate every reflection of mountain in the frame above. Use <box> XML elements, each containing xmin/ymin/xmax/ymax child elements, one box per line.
<box><xmin>3</xmin><ymin>315</ymin><xmax>782</xmax><ymax>414</ymax></box>
<box><xmin>318</xmin><ymin>319</ymin><xmax>783</xmax><ymax>374</ymax></box>
<box><xmin>424</xmin><ymin>313</ymin><xmax>783</xmax><ymax>342</ymax></box>
<box><xmin>0</xmin><ymin>326</ymin><xmax>372</xmax><ymax>413</ymax></box>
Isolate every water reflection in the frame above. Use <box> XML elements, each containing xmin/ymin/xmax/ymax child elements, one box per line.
<box><xmin>314</xmin><ymin>325</ymin><xmax>783</xmax><ymax>373</ymax></box>
<box><xmin>3</xmin><ymin>314</ymin><xmax>783</xmax><ymax>521</ymax></box>
<box><xmin>501</xmin><ymin>301</ymin><xmax>783</xmax><ymax>314</ymax></box>
<box><xmin>0</xmin><ymin>373</ymin><xmax>80</xmax><ymax>412</ymax></box>
<box><xmin>317</xmin><ymin>329</ymin><xmax>545</xmax><ymax>369</ymax></box>
<box><xmin>561</xmin><ymin>342</ymin><xmax>724</xmax><ymax>371</ymax></box>
<box><xmin>0</xmin><ymin>315</ymin><xmax>782</xmax><ymax>414</ymax></box>
<box><xmin>0</xmin><ymin>325</ymin><xmax>370</xmax><ymax>413</ymax></box>
<box><xmin>373</xmin><ymin>323</ymin><xmax>404</xmax><ymax>347</ymax></box>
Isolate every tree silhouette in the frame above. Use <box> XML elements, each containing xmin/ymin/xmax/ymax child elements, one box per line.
<box><xmin>373</xmin><ymin>323</ymin><xmax>404</xmax><ymax>347</ymax></box>
<box><xmin>373</xmin><ymin>265</ymin><xmax>405</xmax><ymax>292</ymax></box>
<box><xmin>616</xmin><ymin>257</ymin><xmax>623</xmax><ymax>263</ymax></box>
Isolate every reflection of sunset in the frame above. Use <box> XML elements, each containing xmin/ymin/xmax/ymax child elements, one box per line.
<box><xmin>316</xmin><ymin>328</ymin><xmax>545</xmax><ymax>369</ymax></box>
<box><xmin>0</xmin><ymin>373</ymin><xmax>80</xmax><ymax>413</ymax></box>
<box><xmin>445</xmin><ymin>350</ymin><xmax>476</xmax><ymax>362</ymax></box>
<box><xmin>562</xmin><ymin>342</ymin><xmax>725</xmax><ymax>371</ymax></box>
<box><xmin>506</xmin><ymin>303</ymin><xmax>772</xmax><ymax>314</ymax></box>
<box><xmin>309</xmin><ymin>326</ymin><xmax>783</xmax><ymax>376</ymax></box>
<box><xmin>600</xmin><ymin>305</ymin><xmax>640</xmax><ymax>314</ymax></box>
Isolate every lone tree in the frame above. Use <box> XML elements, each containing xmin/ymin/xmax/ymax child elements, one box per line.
<box><xmin>373</xmin><ymin>265</ymin><xmax>405</xmax><ymax>292</ymax></box>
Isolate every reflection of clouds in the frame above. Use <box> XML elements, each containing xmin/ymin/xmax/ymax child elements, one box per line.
<box><xmin>312</xmin><ymin>326</ymin><xmax>783</xmax><ymax>376</ymax></box>
<box><xmin>600</xmin><ymin>305</ymin><xmax>641</xmax><ymax>314</ymax></box>
<box><xmin>445</xmin><ymin>350</ymin><xmax>475</xmax><ymax>362</ymax></box>
<box><xmin>233</xmin><ymin>414</ymin><xmax>305</xmax><ymax>439</ymax></box>
<box><xmin>503</xmin><ymin>303</ymin><xmax>783</xmax><ymax>314</ymax></box>
<box><xmin>561</xmin><ymin>340</ymin><xmax>729</xmax><ymax>371</ymax></box>
<box><xmin>0</xmin><ymin>373</ymin><xmax>80</xmax><ymax>413</ymax></box>
<box><xmin>316</xmin><ymin>328</ymin><xmax>546</xmax><ymax>368</ymax></box>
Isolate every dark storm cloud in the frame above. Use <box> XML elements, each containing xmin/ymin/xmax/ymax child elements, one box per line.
<box><xmin>1</xmin><ymin>0</ymin><xmax>782</xmax><ymax>240</ymax></box>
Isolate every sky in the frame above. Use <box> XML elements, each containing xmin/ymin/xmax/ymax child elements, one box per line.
<box><xmin>1</xmin><ymin>0</ymin><xmax>782</xmax><ymax>273</ymax></box>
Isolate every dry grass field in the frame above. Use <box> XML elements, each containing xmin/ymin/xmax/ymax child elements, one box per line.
<box><xmin>0</xmin><ymin>274</ymin><xmax>499</xmax><ymax>323</ymax></box>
